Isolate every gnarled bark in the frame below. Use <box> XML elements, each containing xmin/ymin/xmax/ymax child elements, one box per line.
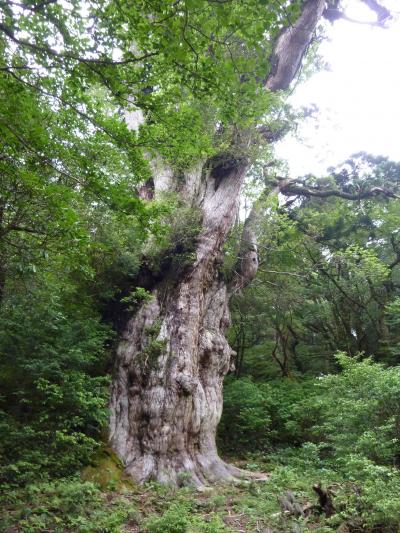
<box><xmin>110</xmin><ymin>162</ymin><xmax>248</xmax><ymax>485</ymax></box>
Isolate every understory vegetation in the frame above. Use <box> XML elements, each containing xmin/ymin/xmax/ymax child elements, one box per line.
<box><xmin>4</xmin><ymin>356</ymin><xmax>400</xmax><ymax>532</ymax></box>
<box><xmin>1</xmin><ymin>0</ymin><xmax>400</xmax><ymax>531</ymax></box>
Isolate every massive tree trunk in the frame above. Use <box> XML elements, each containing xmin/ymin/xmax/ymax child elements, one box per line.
<box><xmin>110</xmin><ymin>160</ymin><xmax>248</xmax><ymax>485</ymax></box>
<box><xmin>109</xmin><ymin>0</ymin><xmax>326</xmax><ymax>485</ymax></box>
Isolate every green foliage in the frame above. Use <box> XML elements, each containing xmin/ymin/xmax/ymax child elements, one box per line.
<box><xmin>144</xmin><ymin>203</ymin><xmax>203</xmax><ymax>277</ymax></box>
<box><xmin>220</xmin><ymin>356</ymin><xmax>400</xmax><ymax>531</ymax></box>
<box><xmin>0</xmin><ymin>281</ymin><xmax>111</xmax><ymax>487</ymax></box>
<box><xmin>144</xmin><ymin>502</ymin><xmax>228</xmax><ymax>533</ymax></box>
<box><xmin>218</xmin><ymin>377</ymin><xmax>271</xmax><ymax>453</ymax></box>
<box><xmin>143</xmin><ymin>103</ymin><xmax>216</xmax><ymax>171</ymax></box>
<box><xmin>145</xmin><ymin>503</ymin><xmax>192</xmax><ymax>533</ymax></box>
<box><xmin>385</xmin><ymin>296</ymin><xmax>400</xmax><ymax>361</ymax></box>
<box><xmin>311</xmin><ymin>353</ymin><xmax>400</xmax><ymax>467</ymax></box>
<box><xmin>231</xmin><ymin>154</ymin><xmax>400</xmax><ymax>379</ymax></box>
<box><xmin>223</xmin><ymin>356</ymin><xmax>400</xmax><ymax>465</ymax></box>
<box><xmin>0</xmin><ymin>478</ymin><xmax>138</xmax><ymax>532</ymax></box>
<box><xmin>139</xmin><ymin>338</ymin><xmax>168</xmax><ymax>372</ymax></box>
<box><xmin>260</xmin><ymin>380</ymin><xmax>317</xmax><ymax>445</ymax></box>
<box><xmin>219</xmin><ymin>377</ymin><xmax>317</xmax><ymax>453</ymax></box>
<box><xmin>120</xmin><ymin>287</ymin><xmax>153</xmax><ymax>312</ymax></box>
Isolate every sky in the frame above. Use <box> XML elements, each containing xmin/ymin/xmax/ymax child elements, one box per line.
<box><xmin>275</xmin><ymin>2</ymin><xmax>400</xmax><ymax>178</ymax></box>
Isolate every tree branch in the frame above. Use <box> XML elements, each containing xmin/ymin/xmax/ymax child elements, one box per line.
<box><xmin>362</xmin><ymin>0</ymin><xmax>391</xmax><ymax>23</ymax></box>
<box><xmin>323</xmin><ymin>0</ymin><xmax>391</xmax><ymax>26</ymax></box>
<box><xmin>279</xmin><ymin>181</ymin><xmax>400</xmax><ymax>201</ymax></box>
<box><xmin>265</xmin><ymin>0</ymin><xmax>326</xmax><ymax>91</ymax></box>
<box><xmin>0</xmin><ymin>22</ymin><xmax>158</xmax><ymax>66</ymax></box>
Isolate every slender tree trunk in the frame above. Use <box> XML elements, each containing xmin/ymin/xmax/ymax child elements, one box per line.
<box><xmin>109</xmin><ymin>0</ymin><xmax>326</xmax><ymax>485</ymax></box>
<box><xmin>0</xmin><ymin>200</ymin><xmax>5</xmax><ymax>304</ymax></box>
<box><xmin>234</xmin><ymin>319</ymin><xmax>246</xmax><ymax>379</ymax></box>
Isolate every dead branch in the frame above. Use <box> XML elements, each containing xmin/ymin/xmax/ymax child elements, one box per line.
<box><xmin>313</xmin><ymin>483</ymin><xmax>335</xmax><ymax>517</ymax></box>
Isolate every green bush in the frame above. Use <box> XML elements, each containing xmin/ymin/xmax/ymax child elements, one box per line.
<box><xmin>225</xmin><ymin>355</ymin><xmax>400</xmax><ymax>466</ymax></box>
<box><xmin>260</xmin><ymin>445</ymin><xmax>400</xmax><ymax>533</ymax></box>
<box><xmin>219</xmin><ymin>377</ymin><xmax>316</xmax><ymax>453</ymax></box>
<box><xmin>219</xmin><ymin>356</ymin><xmax>400</xmax><ymax>531</ymax></box>
<box><xmin>0</xmin><ymin>478</ymin><xmax>137</xmax><ymax>532</ymax></box>
<box><xmin>259</xmin><ymin>379</ymin><xmax>317</xmax><ymax>445</ymax></box>
<box><xmin>0</xmin><ymin>288</ymin><xmax>111</xmax><ymax>487</ymax></box>
<box><xmin>144</xmin><ymin>502</ymin><xmax>227</xmax><ymax>533</ymax></box>
<box><xmin>311</xmin><ymin>353</ymin><xmax>400</xmax><ymax>467</ymax></box>
<box><xmin>144</xmin><ymin>503</ymin><xmax>192</xmax><ymax>533</ymax></box>
<box><xmin>218</xmin><ymin>377</ymin><xmax>271</xmax><ymax>453</ymax></box>
<box><xmin>360</xmin><ymin>472</ymin><xmax>400</xmax><ymax>531</ymax></box>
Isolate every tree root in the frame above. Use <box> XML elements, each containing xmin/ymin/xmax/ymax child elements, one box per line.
<box><xmin>123</xmin><ymin>453</ymin><xmax>267</xmax><ymax>488</ymax></box>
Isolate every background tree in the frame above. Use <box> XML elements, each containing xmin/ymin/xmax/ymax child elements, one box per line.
<box><xmin>230</xmin><ymin>153</ymin><xmax>400</xmax><ymax>378</ymax></box>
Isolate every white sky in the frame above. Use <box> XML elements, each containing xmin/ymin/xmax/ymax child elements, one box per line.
<box><xmin>275</xmin><ymin>2</ymin><xmax>400</xmax><ymax>177</ymax></box>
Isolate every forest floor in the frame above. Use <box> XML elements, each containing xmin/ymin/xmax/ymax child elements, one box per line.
<box><xmin>1</xmin><ymin>452</ymin><xmax>355</xmax><ymax>533</ymax></box>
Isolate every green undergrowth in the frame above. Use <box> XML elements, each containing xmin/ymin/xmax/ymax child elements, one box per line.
<box><xmin>3</xmin><ymin>356</ymin><xmax>400</xmax><ymax>532</ymax></box>
<box><xmin>0</xmin><ymin>478</ymin><xmax>138</xmax><ymax>533</ymax></box>
<box><xmin>3</xmin><ymin>449</ymin><xmax>400</xmax><ymax>532</ymax></box>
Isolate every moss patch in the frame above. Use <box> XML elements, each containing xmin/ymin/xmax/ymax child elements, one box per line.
<box><xmin>81</xmin><ymin>447</ymin><xmax>135</xmax><ymax>492</ymax></box>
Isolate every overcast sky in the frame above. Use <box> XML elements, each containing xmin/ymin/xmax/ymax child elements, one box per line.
<box><xmin>275</xmin><ymin>2</ymin><xmax>400</xmax><ymax>178</ymax></box>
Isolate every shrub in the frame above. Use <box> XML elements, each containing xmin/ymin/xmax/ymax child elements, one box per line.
<box><xmin>219</xmin><ymin>377</ymin><xmax>318</xmax><ymax>453</ymax></box>
<box><xmin>144</xmin><ymin>503</ymin><xmax>192</xmax><ymax>533</ymax></box>
<box><xmin>259</xmin><ymin>379</ymin><xmax>318</xmax><ymax>445</ymax></box>
<box><xmin>218</xmin><ymin>377</ymin><xmax>272</xmax><ymax>453</ymax></box>
<box><xmin>144</xmin><ymin>503</ymin><xmax>228</xmax><ymax>533</ymax></box>
<box><xmin>0</xmin><ymin>478</ymin><xmax>137</xmax><ymax>532</ymax></box>
<box><xmin>312</xmin><ymin>353</ymin><xmax>400</xmax><ymax>467</ymax></box>
<box><xmin>0</xmin><ymin>289</ymin><xmax>111</xmax><ymax>487</ymax></box>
